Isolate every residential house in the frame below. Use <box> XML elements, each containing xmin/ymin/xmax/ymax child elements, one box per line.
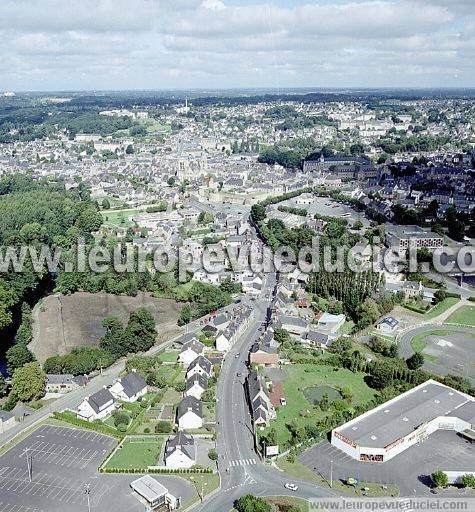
<box><xmin>377</xmin><ymin>316</ymin><xmax>399</xmax><ymax>333</ymax></box>
<box><xmin>179</xmin><ymin>339</ymin><xmax>205</xmax><ymax>367</ymax></box>
<box><xmin>185</xmin><ymin>374</ymin><xmax>208</xmax><ymax>400</ymax></box>
<box><xmin>279</xmin><ymin>315</ymin><xmax>308</xmax><ymax>336</ymax></box>
<box><xmin>246</xmin><ymin>370</ymin><xmax>275</xmax><ymax>427</ymax></box>
<box><xmin>77</xmin><ymin>388</ymin><xmax>116</xmax><ymax>422</ymax></box>
<box><xmin>110</xmin><ymin>370</ymin><xmax>147</xmax><ymax>403</ymax></box>
<box><xmin>164</xmin><ymin>431</ymin><xmax>196</xmax><ymax>469</ymax></box>
<box><xmin>187</xmin><ymin>356</ymin><xmax>213</xmax><ymax>379</ymax></box>
<box><xmin>177</xmin><ymin>396</ymin><xmax>203</xmax><ymax>430</ymax></box>
<box><xmin>45</xmin><ymin>374</ymin><xmax>77</xmax><ymax>394</ymax></box>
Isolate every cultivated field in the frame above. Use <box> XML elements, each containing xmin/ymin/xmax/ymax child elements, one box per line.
<box><xmin>30</xmin><ymin>291</ymin><xmax>183</xmax><ymax>363</ymax></box>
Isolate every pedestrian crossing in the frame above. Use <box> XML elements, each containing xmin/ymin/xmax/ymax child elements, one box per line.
<box><xmin>229</xmin><ymin>458</ymin><xmax>257</xmax><ymax>467</ymax></box>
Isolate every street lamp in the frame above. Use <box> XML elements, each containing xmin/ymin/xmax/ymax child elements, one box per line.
<box><xmin>84</xmin><ymin>483</ymin><xmax>91</xmax><ymax>512</ymax></box>
<box><xmin>25</xmin><ymin>447</ymin><xmax>32</xmax><ymax>483</ymax></box>
<box><xmin>330</xmin><ymin>460</ymin><xmax>333</xmax><ymax>488</ymax></box>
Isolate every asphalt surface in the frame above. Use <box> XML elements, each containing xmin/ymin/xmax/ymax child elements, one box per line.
<box><xmin>300</xmin><ymin>431</ymin><xmax>475</xmax><ymax>497</ymax></box>
<box><xmin>398</xmin><ymin>324</ymin><xmax>475</xmax><ymax>384</ymax></box>
<box><xmin>0</xmin><ymin>424</ymin><xmax>196</xmax><ymax>512</ymax></box>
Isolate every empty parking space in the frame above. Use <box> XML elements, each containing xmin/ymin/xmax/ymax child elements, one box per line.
<box><xmin>0</xmin><ymin>424</ymin><xmax>196</xmax><ymax>512</ymax></box>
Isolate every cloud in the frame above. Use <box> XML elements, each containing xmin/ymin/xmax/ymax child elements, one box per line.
<box><xmin>0</xmin><ymin>0</ymin><xmax>473</xmax><ymax>90</ymax></box>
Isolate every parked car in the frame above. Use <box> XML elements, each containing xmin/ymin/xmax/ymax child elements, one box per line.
<box><xmin>284</xmin><ymin>483</ymin><xmax>299</xmax><ymax>491</ymax></box>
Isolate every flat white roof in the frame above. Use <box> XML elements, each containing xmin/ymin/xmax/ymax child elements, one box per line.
<box><xmin>130</xmin><ymin>475</ymin><xmax>168</xmax><ymax>503</ymax></box>
<box><xmin>335</xmin><ymin>380</ymin><xmax>473</xmax><ymax>449</ymax></box>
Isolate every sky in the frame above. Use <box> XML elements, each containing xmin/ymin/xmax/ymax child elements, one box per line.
<box><xmin>0</xmin><ymin>0</ymin><xmax>474</xmax><ymax>91</ymax></box>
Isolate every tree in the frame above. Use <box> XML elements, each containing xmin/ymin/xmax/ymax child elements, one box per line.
<box><xmin>12</xmin><ymin>362</ymin><xmax>46</xmax><ymax>402</ymax></box>
<box><xmin>273</xmin><ymin>328</ymin><xmax>291</xmax><ymax>345</ymax></box>
<box><xmin>6</xmin><ymin>343</ymin><xmax>35</xmax><ymax>375</ymax></box>
<box><xmin>125</xmin><ymin>144</ymin><xmax>134</xmax><ymax>155</ymax></box>
<box><xmin>0</xmin><ymin>373</ymin><xmax>7</xmax><ymax>396</ymax></box>
<box><xmin>208</xmin><ymin>448</ymin><xmax>218</xmax><ymax>461</ymax></box>
<box><xmin>431</xmin><ymin>470</ymin><xmax>448</xmax><ymax>488</ymax></box>
<box><xmin>460</xmin><ymin>474</ymin><xmax>475</xmax><ymax>488</ymax></box>
<box><xmin>406</xmin><ymin>352</ymin><xmax>424</xmax><ymax>370</ymax></box>
<box><xmin>367</xmin><ymin>361</ymin><xmax>394</xmax><ymax>390</ymax></box>
<box><xmin>251</xmin><ymin>203</ymin><xmax>266</xmax><ymax>224</ymax></box>
<box><xmin>101</xmin><ymin>198</ymin><xmax>111</xmax><ymax>209</ymax></box>
<box><xmin>235</xmin><ymin>494</ymin><xmax>271</xmax><ymax>512</ymax></box>
<box><xmin>433</xmin><ymin>289</ymin><xmax>447</xmax><ymax>304</ymax></box>
<box><xmin>330</xmin><ymin>337</ymin><xmax>352</xmax><ymax>354</ymax></box>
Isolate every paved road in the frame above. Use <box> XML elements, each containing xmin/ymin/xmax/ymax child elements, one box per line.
<box><xmin>191</xmin><ymin>274</ymin><xmax>338</xmax><ymax>512</ymax></box>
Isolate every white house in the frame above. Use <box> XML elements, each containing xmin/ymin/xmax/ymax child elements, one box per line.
<box><xmin>165</xmin><ymin>431</ymin><xmax>196</xmax><ymax>469</ymax></box>
<box><xmin>185</xmin><ymin>374</ymin><xmax>208</xmax><ymax>400</ymax></box>
<box><xmin>186</xmin><ymin>356</ymin><xmax>212</xmax><ymax>379</ymax></box>
<box><xmin>77</xmin><ymin>388</ymin><xmax>116</xmax><ymax>422</ymax></box>
<box><xmin>178</xmin><ymin>339</ymin><xmax>205</xmax><ymax>368</ymax></box>
<box><xmin>110</xmin><ymin>370</ymin><xmax>147</xmax><ymax>403</ymax></box>
<box><xmin>216</xmin><ymin>331</ymin><xmax>231</xmax><ymax>352</ymax></box>
<box><xmin>177</xmin><ymin>396</ymin><xmax>203</xmax><ymax>430</ymax></box>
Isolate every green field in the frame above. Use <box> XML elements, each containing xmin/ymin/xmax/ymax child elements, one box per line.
<box><xmin>104</xmin><ymin>437</ymin><xmax>163</xmax><ymax>469</ymax></box>
<box><xmin>263</xmin><ymin>365</ymin><xmax>375</xmax><ymax>447</ymax></box>
<box><xmin>445</xmin><ymin>305</ymin><xmax>475</xmax><ymax>327</ymax></box>
<box><xmin>156</xmin><ymin>351</ymin><xmax>179</xmax><ymax>363</ymax></box>
<box><xmin>101</xmin><ymin>208</ymin><xmax>140</xmax><ymax>228</ymax></box>
<box><xmin>404</xmin><ymin>297</ymin><xmax>459</xmax><ymax>319</ymax></box>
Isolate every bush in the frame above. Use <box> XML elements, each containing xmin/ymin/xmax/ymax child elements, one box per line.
<box><xmin>208</xmin><ymin>448</ymin><xmax>218</xmax><ymax>461</ymax></box>
<box><xmin>432</xmin><ymin>470</ymin><xmax>448</xmax><ymax>488</ymax></box>
<box><xmin>113</xmin><ymin>411</ymin><xmax>130</xmax><ymax>428</ymax></box>
<box><xmin>460</xmin><ymin>474</ymin><xmax>475</xmax><ymax>488</ymax></box>
<box><xmin>155</xmin><ymin>421</ymin><xmax>171</xmax><ymax>433</ymax></box>
<box><xmin>143</xmin><ymin>427</ymin><xmax>151</xmax><ymax>434</ymax></box>
<box><xmin>116</xmin><ymin>423</ymin><xmax>128</xmax><ymax>433</ymax></box>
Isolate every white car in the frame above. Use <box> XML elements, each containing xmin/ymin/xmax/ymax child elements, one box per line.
<box><xmin>284</xmin><ymin>483</ymin><xmax>299</xmax><ymax>491</ymax></box>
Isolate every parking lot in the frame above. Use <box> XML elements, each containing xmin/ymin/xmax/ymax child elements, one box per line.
<box><xmin>0</xmin><ymin>424</ymin><xmax>196</xmax><ymax>512</ymax></box>
<box><xmin>300</xmin><ymin>430</ymin><xmax>474</xmax><ymax>496</ymax></box>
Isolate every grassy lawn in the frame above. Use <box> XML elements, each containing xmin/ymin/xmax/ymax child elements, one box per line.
<box><xmin>420</xmin><ymin>298</ymin><xmax>459</xmax><ymax>319</ymax></box>
<box><xmin>183</xmin><ymin>473</ymin><xmax>220</xmax><ymax>503</ymax></box>
<box><xmin>103</xmin><ymin>437</ymin><xmax>163</xmax><ymax>469</ymax></box>
<box><xmin>159</xmin><ymin>388</ymin><xmax>182</xmax><ymax>405</ymax></box>
<box><xmin>101</xmin><ymin>208</ymin><xmax>139</xmax><ymax>228</ymax></box>
<box><xmin>203</xmin><ymin>402</ymin><xmax>216</xmax><ymax>422</ymax></box>
<box><xmin>445</xmin><ymin>305</ymin><xmax>475</xmax><ymax>327</ymax></box>
<box><xmin>156</xmin><ymin>350</ymin><xmax>179</xmax><ymax>363</ymax></box>
<box><xmin>262</xmin><ymin>365</ymin><xmax>375</xmax><ymax>447</ymax></box>
<box><xmin>276</xmin><ymin>458</ymin><xmax>399</xmax><ymax>497</ymax></box>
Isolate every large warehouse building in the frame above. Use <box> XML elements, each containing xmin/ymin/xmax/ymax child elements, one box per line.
<box><xmin>331</xmin><ymin>380</ymin><xmax>475</xmax><ymax>463</ymax></box>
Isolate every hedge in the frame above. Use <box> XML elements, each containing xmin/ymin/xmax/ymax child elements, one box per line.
<box><xmin>100</xmin><ymin>467</ymin><xmax>213</xmax><ymax>474</ymax></box>
<box><xmin>53</xmin><ymin>411</ymin><xmax>123</xmax><ymax>438</ymax></box>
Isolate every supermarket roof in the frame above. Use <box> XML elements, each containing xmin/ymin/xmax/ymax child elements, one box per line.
<box><xmin>336</xmin><ymin>380</ymin><xmax>473</xmax><ymax>449</ymax></box>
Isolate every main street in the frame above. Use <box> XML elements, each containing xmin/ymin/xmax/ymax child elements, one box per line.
<box><xmin>191</xmin><ymin>273</ymin><xmax>337</xmax><ymax>512</ymax></box>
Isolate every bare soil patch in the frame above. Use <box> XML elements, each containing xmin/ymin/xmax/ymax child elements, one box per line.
<box><xmin>29</xmin><ymin>291</ymin><xmax>182</xmax><ymax>363</ymax></box>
